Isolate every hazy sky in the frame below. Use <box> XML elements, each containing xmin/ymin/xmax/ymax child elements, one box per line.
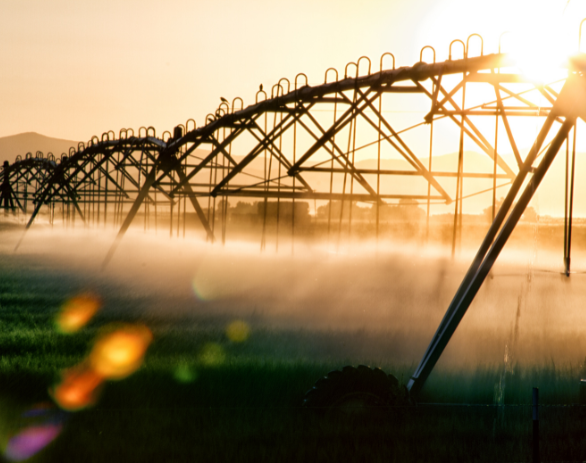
<box><xmin>1</xmin><ymin>0</ymin><xmax>585</xmax><ymax>142</ymax></box>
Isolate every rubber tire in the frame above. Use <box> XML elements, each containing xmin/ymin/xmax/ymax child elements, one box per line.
<box><xmin>303</xmin><ymin>365</ymin><xmax>410</xmax><ymax>418</ymax></box>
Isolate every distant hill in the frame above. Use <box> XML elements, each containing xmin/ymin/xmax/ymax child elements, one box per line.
<box><xmin>0</xmin><ymin>132</ymin><xmax>78</xmax><ymax>164</ymax></box>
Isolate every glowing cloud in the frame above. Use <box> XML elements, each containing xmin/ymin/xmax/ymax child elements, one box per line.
<box><xmin>56</xmin><ymin>292</ymin><xmax>101</xmax><ymax>333</ymax></box>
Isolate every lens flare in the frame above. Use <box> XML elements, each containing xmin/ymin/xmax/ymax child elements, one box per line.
<box><xmin>503</xmin><ymin>22</ymin><xmax>574</xmax><ymax>84</ymax></box>
<box><xmin>90</xmin><ymin>325</ymin><xmax>152</xmax><ymax>380</ymax></box>
<box><xmin>191</xmin><ymin>273</ymin><xmax>218</xmax><ymax>301</ymax></box>
<box><xmin>5</xmin><ymin>423</ymin><xmax>63</xmax><ymax>462</ymax></box>
<box><xmin>3</xmin><ymin>403</ymin><xmax>67</xmax><ymax>462</ymax></box>
<box><xmin>173</xmin><ymin>363</ymin><xmax>198</xmax><ymax>383</ymax></box>
<box><xmin>51</xmin><ymin>365</ymin><xmax>103</xmax><ymax>411</ymax></box>
<box><xmin>56</xmin><ymin>292</ymin><xmax>101</xmax><ymax>333</ymax></box>
<box><xmin>199</xmin><ymin>343</ymin><xmax>226</xmax><ymax>366</ymax></box>
<box><xmin>226</xmin><ymin>320</ymin><xmax>250</xmax><ymax>343</ymax></box>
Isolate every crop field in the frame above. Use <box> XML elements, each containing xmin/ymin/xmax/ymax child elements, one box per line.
<box><xmin>2</xmin><ymin>222</ymin><xmax>586</xmax><ymax>462</ymax></box>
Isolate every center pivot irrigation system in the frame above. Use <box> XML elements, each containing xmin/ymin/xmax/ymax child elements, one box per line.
<box><xmin>4</xmin><ymin>28</ymin><xmax>586</xmax><ymax>407</ymax></box>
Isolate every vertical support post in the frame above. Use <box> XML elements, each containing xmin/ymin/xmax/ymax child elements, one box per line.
<box><xmin>348</xmin><ymin>94</ymin><xmax>358</xmax><ymax>239</ymax></box>
<box><xmin>177</xmin><ymin>192</ymin><xmax>181</xmax><ymax>238</ymax></box>
<box><xmin>532</xmin><ymin>387</ymin><xmax>539</xmax><ymax>463</ymax></box>
<box><xmin>98</xmin><ymin>155</ymin><xmax>102</xmax><ymax>226</ymax></box>
<box><xmin>327</xmin><ymin>96</ymin><xmax>336</xmax><ymax>245</ymax></box>
<box><xmin>183</xmin><ymin>195</ymin><xmax>187</xmax><ymax>238</ymax></box>
<box><xmin>170</xmin><ymin>196</ymin><xmax>174</xmax><ymax>238</ymax></box>
<box><xmin>292</xmin><ymin>102</ymin><xmax>298</xmax><ymax>255</ymax></box>
<box><xmin>275</xmin><ymin>109</ymin><xmax>282</xmax><ymax>252</ymax></box>
<box><xmin>426</xmin><ymin>113</ymin><xmax>433</xmax><ymax>241</ymax></box>
<box><xmin>579</xmin><ymin>379</ymin><xmax>586</xmax><ymax>404</ymax></box>
<box><xmin>452</xmin><ymin>76</ymin><xmax>466</xmax><ymax>257</ymax></box>
<box><xmin>493</xmin><ymin>99</ymin><xmax>499</xmax><ymax>220</ymax></box>
<box><xmin>260</xmin><ymin>112</ymin><xmax>269</xmax><ymax>252</ymax></box>
<box><xmin>376</xmin><ymin>108</ymin><xmax>382</xmax><ymax>244</ymax></box>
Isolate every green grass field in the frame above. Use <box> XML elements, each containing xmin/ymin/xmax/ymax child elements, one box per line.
<box><xmin>2</xmin><ymin>228</ymin><xmax>586</xmax><ymax>462</ymax></box>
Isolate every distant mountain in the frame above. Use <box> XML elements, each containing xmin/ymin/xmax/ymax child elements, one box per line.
<box><xmin>0</xmin><ymin>132</ymin><xmax>78</xmax><ymax>164</ymax></box>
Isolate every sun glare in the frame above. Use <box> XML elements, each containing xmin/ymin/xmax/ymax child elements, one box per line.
<box><xmin>505</xmin><ymin>27</ymin><xmax>573</xmax><ymax>84</ymax></box>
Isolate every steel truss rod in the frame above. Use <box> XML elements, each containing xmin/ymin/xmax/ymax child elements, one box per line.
<box><xmin>174</xmin><ymin>167</ymin><xmax>214</xmax><ymax>240</ymax></box>
<box><xmin>353</xmin><ymin>86</ymin><xmax>452</xmax><ymax>202</ymax></box>
<box><xmin>211</xmin><ymin>104</ymin><xmax>315</xmax><ymax>195</ymax></box>
<box><xmin>213</xmin><ymin>190</ymin><xmax>441</xmax><ymax>201</ymax></box>
<box><xmin>292</xmin><ymin>101</ymin><xmax>383</xmax><ymax>201</ymax></box>
<box><xmin>422</xmin><ymin>78</ymin><xmax>517</xmax><ymax>179</ymax></box>
<box><xmin>299</xmin><ymin>167</ymin><xmax>509</xmax><ymax>179</ymax></box>
<box><xmin>102</xmin><ymin>166</ymin><xmax>157</xmax><ymax>268</ymax></box>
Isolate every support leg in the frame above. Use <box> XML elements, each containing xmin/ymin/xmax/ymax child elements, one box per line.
<box><xmin>407</xmin><ymin>117</ymin><xmax>574</xmax><ymax>396</ymax></box>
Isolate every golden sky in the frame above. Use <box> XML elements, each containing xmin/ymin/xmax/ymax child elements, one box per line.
<box><xmin>2</xmin><ymin>0</ymin><xmax>585</xmax><ymax>143</ymax></box>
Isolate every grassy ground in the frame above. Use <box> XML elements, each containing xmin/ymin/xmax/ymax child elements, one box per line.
<box><xmin>2</xmin><ymin>230</ymin><xmax>586</xmax><ymax>462</ymax></box>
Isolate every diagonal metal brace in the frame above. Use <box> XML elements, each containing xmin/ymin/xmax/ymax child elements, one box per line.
<box><xmin>406</xmin><ymin>116</ymin><xmax>574</xmax><ymax>397</ymax></box>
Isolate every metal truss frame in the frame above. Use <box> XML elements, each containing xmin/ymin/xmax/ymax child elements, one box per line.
<box><xmin>4</xmin><ymin>40</ymin><xmax>586</xmax><ymax>397</ymax></box>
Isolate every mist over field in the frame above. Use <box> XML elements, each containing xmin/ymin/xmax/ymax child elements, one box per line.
<box><xmin>3</xmin><ymin>221</ymin><xmax>586</xmax><ymax>374</ymax></box>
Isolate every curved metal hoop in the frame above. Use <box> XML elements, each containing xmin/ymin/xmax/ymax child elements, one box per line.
<box><xmin>138</xmin><ymin>127</ymin><xmax>148</xmax><ymax>138</ymax></box>
<box><xmin>356</xmin><ymin>56</ymin><xmax>372</xmax><ymax>76</ymax></box>
<box><xmin>498</xmin><ymin>31</ymin><xmax>512</xmax><ymax>54</ymax></box>
<box><xmin>344</xmin><ymin>62</ymin><xmax>357</xmax><ymax>78</ymax></box>
<box><xmin>278</xmin><ymin>78</ymin><xmax>291</xmax><ymax>93</ymax></box>
<box><xmin>219</xmin><ymin>101</ymin><xmax>230</xmax><ymax>115</ymax></box>
<box><xmin>325</xmin><ymin>67</ymin><xmax>338</xmax><ymax>83</ymax></box>
<box><xmin>449</xmin><ymin>39</ymin><xmax>466</xmax><ymax>60</ymax></box>
<box><xmin>420</xmin><ymin>46</ymin><xmax>436</xmax><ymax>64</ymax></box>
<box><xmin>162</xmin><ymin>131</ymin><xmax>172</xmax><ymax>142</ymax></box>
<box><xmin>185</xmin><ymin>119</ymin><xmax>197</xmax><ymax>132</ymax></box>
<box><xmin>271</xmin><ymin>83</ymin><xmax>284</xmax><ymax>98</ymax></box>
<box><xmin>232</xmin><ymin>97</ymin><xmax>243</xmax><ymax>113</ymax></box>
<box><xmin>380</xmin><ymin>52</ymin><xmax>396</xmax><ymax>71</ymax></box>
<box><xmin>255</xmin><ymin>89</ymin><xmax>267</xmax><ymax>103</ymax></box>
<box><xmin>466</xmin><ymin>33</ymin><xmax>484</xmax><ymax>57</ymax></box>
<box><xmin>580</xmin><ymin>18</ymin><xmax>586</xmax><ymax>52</ymax></box>
<box><xmin>91</xmin><ymin>136</ymin><xmax>100</xmax><ymax>146</ymax></box>
<box><xmin>36</xmin><ymin>151</ymin><xmax>43</xmax><ymax>159</ymax></box>
<box><xmin>146</xmin><ymin>126</ymin><xmax>156</xmax><ymax>137</ymax></box>
<box><xmin>295</xmin><ymin>73</ymin><xmax>308</xmax><ymax>90</ymax></box>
